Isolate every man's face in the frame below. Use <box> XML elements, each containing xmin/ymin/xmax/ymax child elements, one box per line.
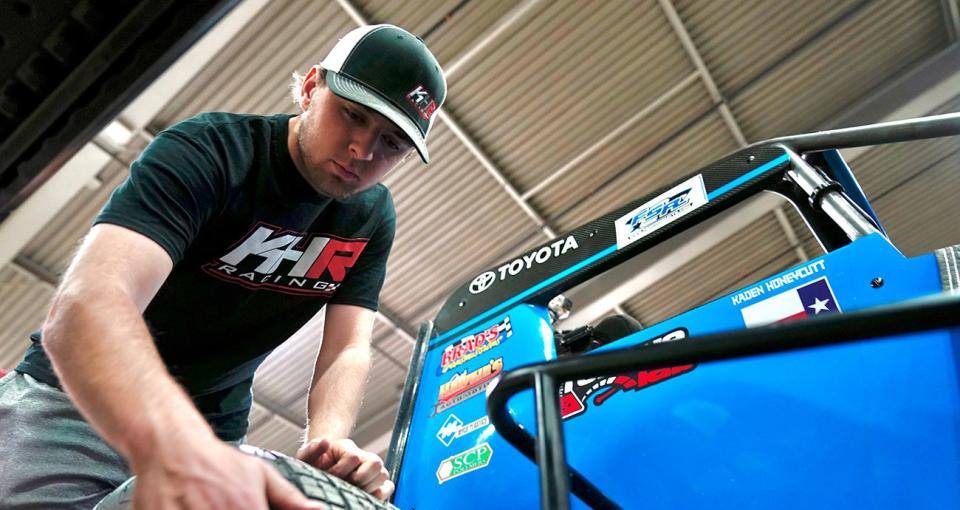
<box><xmin>293</xmin><ymin>73</ymin><xmax>413</xmax><ymax>200</ymax></box>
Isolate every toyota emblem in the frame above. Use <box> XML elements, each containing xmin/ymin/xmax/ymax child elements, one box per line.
<box><xmin>469</xmin><ymin>271</ymin><xmax>496</xmax><ymax>294</ymax></box>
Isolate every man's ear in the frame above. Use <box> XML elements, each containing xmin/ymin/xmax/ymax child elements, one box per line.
<box><xmin>300</xmin><ymin>66</ymin><xmax>320</xmax><ymax>111</ymax></box>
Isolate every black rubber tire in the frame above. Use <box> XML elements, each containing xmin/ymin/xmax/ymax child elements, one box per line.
<box><xmin>93</xmin><ymin>445</ymin><xmax>397</xmax><ymax>510</ymax></box>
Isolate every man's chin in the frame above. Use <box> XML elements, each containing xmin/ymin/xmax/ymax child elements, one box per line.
<box><xmin>313</xmin><ymin>178</ymin><xmax>364</xmax><ymax>201</ymax></box>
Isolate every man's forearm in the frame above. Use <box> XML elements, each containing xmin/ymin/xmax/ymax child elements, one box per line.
<box><xmin>43</xmin><ymin>285</ymin><xmax>215</xmax><ymax>467</ymax></box>
<box><xmin>304</xmin><ymin>345</ymin><xmax>371</xmax><ymax>441</ymax></box>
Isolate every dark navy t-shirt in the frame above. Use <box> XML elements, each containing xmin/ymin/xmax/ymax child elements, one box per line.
<box><xmin>18</xmin><ymin>112</ymin><xmax>396</xmax><ymax>441</ymax></box>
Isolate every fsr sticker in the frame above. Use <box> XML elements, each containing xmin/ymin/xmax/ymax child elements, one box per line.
<box><xmin>615</xmin><ymin>175</ymin><xmax>707</xmax><ymax>250</ymax></box>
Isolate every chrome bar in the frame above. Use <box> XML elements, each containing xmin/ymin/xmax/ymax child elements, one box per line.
<box><xmin>783</xmin><ymin>148</ymin><xmax>879</xmax><ymax>242</ymax></box>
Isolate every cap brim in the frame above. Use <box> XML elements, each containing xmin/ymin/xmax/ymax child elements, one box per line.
<box><xmin>326</xmin><ymin>71</ymin><xmax>430</xmax><ymax>164</ymax></box>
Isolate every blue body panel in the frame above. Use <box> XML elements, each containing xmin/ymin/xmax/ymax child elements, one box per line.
<box><xmin>394</xmin><ymin>234</ymin><xmax>960</xmax><ymax>509</ymax></box>
<box><xmin>395</xmin><ymin>304</ymin><xmax>553</xmax><ymax>508</ymax></box>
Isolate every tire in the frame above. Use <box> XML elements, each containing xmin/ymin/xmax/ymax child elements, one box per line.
<box><xmin>93</xmin><ymin>445</ymin><xmax>397</xmax><ymax>510</ymax></box>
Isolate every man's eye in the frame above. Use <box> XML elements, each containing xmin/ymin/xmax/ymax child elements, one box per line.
<box><xmin>384</xmin><ymin>136</ymin><xmax>400</xmax><ymax>151</ymax></box>
<box><xmin>344</xmin><ymin>108</ymin><xmax>362</xmax><ymax>122</ymax></box>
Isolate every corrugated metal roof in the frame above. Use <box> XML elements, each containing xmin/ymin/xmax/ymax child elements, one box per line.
<box><xmin>360</xmin><ymin>0</ymin><xmax>528</xmax><ymax>65</ymax></box>
<box><xmin>557</xmin><ymin>111</ymin><xmax>740</xmax><ymax>229</ymax></box>
<box><xmin>853</xmin><ymin>93</ymin><xmax>960</xmax><ymax>198</ymax></box>
<box><xmin>359</xmin><ymin>0</ymin><xmax>461</xmax><ymax>35</ymax></box>
<box><xmin>871</xmin><ymin>146</ymin><xmax>960</xmax><ymax>255</ymax></box>
<box><xmin>530</xmin><ymin>78</ymin><xmax>712</xmax><ymax>222</ymax></box>
<box><xmin>0</xmin><ymin>265</ymin><xmax>51</xmax><ymax>368</ymax></box>
<box><xmin>846</xmin><ymin>92</ymin><xmax>960</xmax><ymax>255</ymax></box>
<box><xmin>675</xmin><ymin>0</ymin><xmax>864</xmax><ymax>94</ymax></box>
<box><xmin>20</xmin><ymin>163</ymin><xmax>129</xmax><ymax>274</ymax></box>
<box><xmin>374</xmin><ymin>328</ymin><xmax>414</xmax><ymax>364</ymax></box>
<box><xmin>852</xmin><ymin>137</ymin><xmax>959</xmax><ymax>203</ymax></box>
<box><xmin>380</xmin><ymin>122</ymin><xmax>541</xmax><ymax>323</ymax></box>
<box><xmin>622</xmin><ymin>212</ymin><xmax>800</xmax><ymax>325</ymax></box>
<box><xmin>452</xmin><ymin>1</ymin><xmax>696</xmax><ymax>195</ymax></box>
<box><xmin>153</xmin><ymin>1</ymin><xmax>353</xmax><ymax>127</ymax></box>
<box><xmin>245</xmin><ymin>414</ymin><xmax>304</xmax><ymax>455</ymax></box>
<box><xmin>731</xmin><ymin>0</ymin><xmax>948</xmax><ymax>141</ymax></box>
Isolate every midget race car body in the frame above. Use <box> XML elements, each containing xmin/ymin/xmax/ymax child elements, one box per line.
<box><xmin>385</xmin><ymin>113</ymin><xmax>960</xmax><ymax>509</ymax></box>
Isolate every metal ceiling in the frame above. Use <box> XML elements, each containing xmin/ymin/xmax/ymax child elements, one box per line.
<box><xmin>0</xmin><ymin>0</ymin><xmax>238</xmax><ymax>214</ymax></box>
<box><xmin>1</xmin><ymin>0</ymin><xmax>959</xmax><ymax>462</ymax></box>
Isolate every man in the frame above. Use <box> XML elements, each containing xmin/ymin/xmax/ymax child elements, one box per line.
<box><xmin>0</xmin><ymin>23</ymin><xmax>445</xmax><ymax>509</ymax></box>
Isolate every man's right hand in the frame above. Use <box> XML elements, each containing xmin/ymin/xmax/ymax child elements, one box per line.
<box><xmin>42</xmin><ymin>226</ymin><xmax>327</xmax><ymax>510</ymax></box>
<box><xmin>130</xmin><ymin>436</ymin><xmax>326</xmax><ymax>510</ymax></box>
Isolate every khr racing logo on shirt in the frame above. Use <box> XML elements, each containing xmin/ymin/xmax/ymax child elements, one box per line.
<box><xmin>203</xmin><ymin>222</ymin><xmax>367</xmax><ymax>296</ymax></box>
<box><xmin>559</xmin><ymin>328</ymin><xmax>694</xmax><ymax>419</ymax></box>
<box><xmin>469</xmin><ymin>235</ymin><xmax>579</xmax><ymax>294</ymax></box>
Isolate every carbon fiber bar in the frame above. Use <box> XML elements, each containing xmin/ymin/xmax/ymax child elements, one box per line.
<box><xmin>754</xmin><ymin>112</ymin><xmax>960</xmax><ymax>152</ymax></box>
<box><xmin>487</xmin><ymin>293</ymin><xmax>960</xmax><ymax>509</ymax></box>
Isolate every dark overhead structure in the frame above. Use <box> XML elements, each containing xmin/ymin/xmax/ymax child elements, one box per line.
<box><xmin>0</xmin><ymin>0</ymin><xmax>238</xmax><ymax>219</ymax></box>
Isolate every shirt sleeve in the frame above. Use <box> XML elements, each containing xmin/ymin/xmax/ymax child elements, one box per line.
<box><xmin>94</xmin><ymin>121</ymin><xmax>226</xmax><ymax>264</ymax></box>
<box><xmin>328</xmin><ymin>190</ymin><xmax>397</xmax><ymax>311</ymax></box>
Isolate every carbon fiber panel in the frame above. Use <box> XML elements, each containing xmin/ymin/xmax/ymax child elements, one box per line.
<box><xmin>432</xmin><ymin>144</ymin><xmax>789</xmax><ymax>344</ymax></box>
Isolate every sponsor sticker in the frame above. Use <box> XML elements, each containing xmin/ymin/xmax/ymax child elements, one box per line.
<box><xmin>437</xmin><ymin>414</ymin><xmax>490</xmax><ymax>447</ymax></box>
<box><xmin>468</xmin><ymin>235</ymin><xmax>579</xmax><ymax>294</ymax></box>
<box><xmin>730</xmin><ymin>259</ymin><xmax>826</xmax><ymax>306</ymax></box>
<box><xmin>434</xmin><ymin>358</ymin><xmax>504</xmax><ymax>416</ymax></box>
<box><xmin>615</xmin><ymin>175</ymin><xmax>707</xmax><ymax>250</ymax></box>
<box><xmin>439</xmin><ymin>317</ymin><xmax>511</xmax><ymax>374</ymax></box>
<box><xmin>436</xmin><ymin>443</ymin><xmax>493</xmax><ymax>484</ymax></box>
<box><xmin>558</xmin><ymin>328</ymin><xmax>693</xmax><ymax>419</ymax></box>
<box><xmin>436</xmin><ymin>414</ymin><xmax>463</xmax><ymax>447</ymax></box>
<box><xmin>740</xmin><ymin>276</ymin><xmax>840</xmax><ymax>327</ymax></box>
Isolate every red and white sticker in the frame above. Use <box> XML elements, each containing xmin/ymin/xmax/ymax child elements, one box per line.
<box><xmin>740</xmin><ymin>276</ymin><xmax>840</xmax><ymax>327</ymax></box>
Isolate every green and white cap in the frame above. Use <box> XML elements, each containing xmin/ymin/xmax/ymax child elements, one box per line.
<box><xmin>321</xmin><ymin>24</ymin><xmax>447</xmax><ymax>163</ymax></box>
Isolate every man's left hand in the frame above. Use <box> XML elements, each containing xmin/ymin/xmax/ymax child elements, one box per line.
<box><xmin>297</xmin><ymin>437</ymin><xmax>394</xmax><ymax>501</ymax></box>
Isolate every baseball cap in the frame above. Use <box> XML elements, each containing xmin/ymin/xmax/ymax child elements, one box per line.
<box><xmin>321</xmin><ymin>24</ymin><xmax>446</xmax><ymax>164</ymax></box>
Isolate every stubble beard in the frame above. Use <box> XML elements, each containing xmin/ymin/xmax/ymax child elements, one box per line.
<box><xmin>295</xmin><ymin>118</ymin><xmax>357</xmax><ymax>201</ymax></box>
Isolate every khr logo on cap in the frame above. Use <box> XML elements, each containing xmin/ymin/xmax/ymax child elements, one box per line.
<box><xmin>406</xmin><ymin>85</ymin><xmax>437</xmax><ymax>121</ymax></box>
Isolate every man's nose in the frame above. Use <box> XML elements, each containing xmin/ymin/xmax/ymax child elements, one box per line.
<box><xmin>349</xmin><ymin>129</ymin><xmax>376</xmax><ymax>161</ymax></box>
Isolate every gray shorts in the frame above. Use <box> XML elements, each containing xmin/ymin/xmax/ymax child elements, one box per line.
<box><xmin>0</xmin><ymin>370</ymin><xmax>130</xmax><ymax>509</ymax></box>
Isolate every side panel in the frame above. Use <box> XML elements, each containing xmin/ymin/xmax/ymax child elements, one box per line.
<box><xmin>555</xmin><ymin>234</ymin><xmax>959</xmax><ymax>508</ymax></box>
<box><xmin>395</xmin><ymin>234</ymin><xmax>960</xmax><ymax>509</ymax></box>
<box><xmin>393</xmin><ymin>305</ymin><xmax>561</xmax><ymax>509</ymax></box>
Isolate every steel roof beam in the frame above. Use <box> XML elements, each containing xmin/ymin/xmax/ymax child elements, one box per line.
<box><xmin>657</xmin><ymin>0</ymin><xmax>808</xmax><ymax>263</ymax></box>
<box><xmin>942</xmin><ymin>0</ymin><xmax>960</xmax><ymax>41</ymax></box>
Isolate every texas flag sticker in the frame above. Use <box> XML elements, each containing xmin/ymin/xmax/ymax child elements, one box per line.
<box><xmin>740</xmin><ymin>277</ymin><xmax>840</xmax><ymax>327</ymax></box>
